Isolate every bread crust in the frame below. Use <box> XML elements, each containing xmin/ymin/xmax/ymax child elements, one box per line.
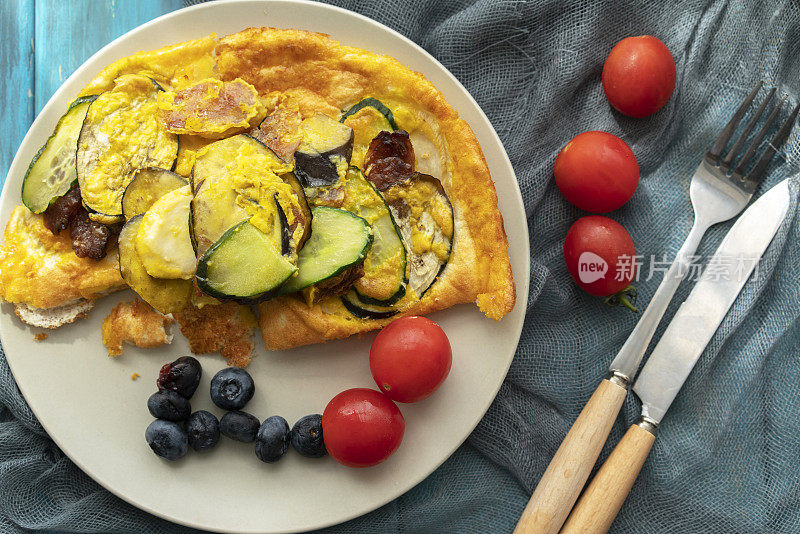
<box><xmin>215</xmin><ymin>28</ymin><xmax>515</xmax><ymax>350</ymax></box>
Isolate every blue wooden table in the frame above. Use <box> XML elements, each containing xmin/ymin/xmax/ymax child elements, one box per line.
<box><xmin>1</xmin><ymin>0</ymin><xmax>184</xmax><ymax>187</ymax></box>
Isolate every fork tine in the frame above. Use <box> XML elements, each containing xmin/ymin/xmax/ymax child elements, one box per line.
<box><xmin>733</xmin><ymin>93</ymin><xmax>788</xmax><ymax>176</ymax></box>
<box><xmin>746</xmin><ymin>100</ymin><xmax>800</xmax><ymax>182</ymax></box>
<box><xmin>721</xmin><ymin>87</ymin><xmax>776</xmax><ymax>168</ymax></box>
<box><xmin>708</xmin><ymin>81</ymin><xmax>763</xmax><ymax>161</ymax></box>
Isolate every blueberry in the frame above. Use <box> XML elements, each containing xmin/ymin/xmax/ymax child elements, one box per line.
<box><xmin>220</xmin><ymin>410</ymin><xmax>260</xmax><ymax>443</ymax></box>
<box><xmin>210</xmin><ymin>367</ymin><xmax>255</xmax><ymax>410</ymax></box>
<box><xmin>186</xmin><ymin>410</ymin><xmax>220</xmax><ymax>452</ymax></box>
<box><xmin>157</xmin><ymin>356</ymin><xmax>202</xmax><ymax>398</ymax></box>
<box><xmin>145</xmin><ymin>419</ymin><xmax>188</xmax><ymax>460</ymax></box>
<box><xmin>291</xmin><ymin>414</ymin><xmax>327</xmax><ymax>458</ymax></box>
<box><xmin>255</xmin><ymin>416</ymin><xmax>290</xmax><ymax>463</ymax></box>
<box><xmin>147</xmin><ymin>390</ymin><xmax>191</xmax><ymax>421</ymax></box>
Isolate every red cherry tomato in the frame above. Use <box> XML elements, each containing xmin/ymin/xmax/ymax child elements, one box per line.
<box><xmin>564</xmin><ymin>216</ymin><xmax>637</xmax><ymax>301</ymax></box>
<box><xmin>322</xmin><ymin>388</ymin><xmax>405</xmax><ymax>468</ymax></box>
<box><xmin>602</xmin><ymin>35</ymin><xmax>676</xmax><ymax>118</ymax></box>
<box><xmin>554</xmin><ymin>131</ymin><xmax>639</xmax><ymax>213</ymax></box>
<box><xmin>370</xmin><ymin>316</ymin><xmax>452</xmax><ymax>403</ymax></box>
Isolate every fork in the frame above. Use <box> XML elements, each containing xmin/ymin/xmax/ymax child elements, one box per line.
<box><xmin>514</xmin><ymin>81</ymin><xmax>800</xmax><ymax>534</ymax></box>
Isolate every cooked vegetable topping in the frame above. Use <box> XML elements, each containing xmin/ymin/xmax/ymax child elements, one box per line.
<box><xmin>70</xmin><ymin>208</ymin><xmax>113</xmax><ymax>260</ymax></box>
<box><xmin>157</xmin><ymin>78</ymin><xmax>266</xmax><ymax>139</ymax></box>
<box><xmin>22</xmin><ymin>95</ymin><xmax>96</xmax><ymax>214</ymax></box>
<box><xmin>77</xmin><ymin>74</ymin><xmax>178</xmax><ymax>223</ymax></box>
<box><xmin>294</xmin><ymin>114</ymin><xmax>354</xmax><ymax>187</ymax></box>
<box><xmin>382</xmin><ymin>173</ymin><xmax>453</xmax><ymax>298</ymax></box>
<box><xmin>135</xmin><ymin>185</ymin><xmax>195</xmax><ymax>279</ymax></box>
<box><xmin>122</xmin><ymin>167</ymin><xmax>188</xmax><ymax>220</ymax></box>
<box><xmin>43</xmin><ymin>187</ymin><xmax>83</xmax><ymax>235</ymax></box>
<box><xmin>250</xmin><ymin>99</ymin><xmax>303</xmax><ymax>161</ymax></box>
<box><xmin>364</xmin><ymin>130</ymin><xmax>415</xmax><ymax>190</ymax></box>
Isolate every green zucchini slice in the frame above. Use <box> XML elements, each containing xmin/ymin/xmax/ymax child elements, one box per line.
<box><xmin>279</xmin><ymin>207</ymin><xmax>372</xmax><ymax>295</ymax></box>
<box><xmin>118</xmin><ymin>214</ymin><xmax>192</xmax><ymax>314</ymax></box>
<box><xmin>340</xmin><ymin>98</ymin><xmax>398</xmax><ymax>131</ymax></box>
<box><xmin>190</xmin><ymin>134</ymin><xmax>306</xmax><ymax>259</ymax></box>
<box><xmin>382</xmin><ymin>172</ymin><xmax>454</xmax><ymax>298</ymax></box>
<box><xmin>122</xmin><ymin>167</ymin><xmax>188</xmax><ymax>220</ymax></box>
<box><xmin>341</xmin><ymin>167</ymin><xmax>407</xmax><ymax>306</ymax></box>
<box><xmin>77</xmin><ymin>74</ymin><xmax>178</xmax><ymax>224</ymax></box>
<box><xmin>341</xmin><ymin>290</ymin><xmax>398</xmax><ymax>320</ymax></box>
<box><xmin>195</xmin><ymin>219</ymin><xmax>297</xmax><ymax>301</ymax></box>
<box><xmin>21</xmin><ymin>95</ymin><xmax>97</xmax><ymax>213</ymax></box>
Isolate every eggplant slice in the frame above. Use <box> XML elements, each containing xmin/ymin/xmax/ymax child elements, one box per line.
<box><xmin>122</xmin><ymin>167</ymin><xmax>188</xmax><ymax>220</ymax></box>
<box><xmin>158</xmin><ymin>78</ymin><xmax>266</xmax><ymax>139</ymax></box>
<box><xmin>76</xmin><ymin>74</ymin><xmax>178</xmax><ymax>224</ymax></box>
<box><xmin>294</xmin><ymin>114</ymin><xmax>354</xmax><ymax>187</ymax></box>
<box><xmin>382</xmin><ymin>172</ymin><xmax>454</xmax><ymax>298</ymax></box>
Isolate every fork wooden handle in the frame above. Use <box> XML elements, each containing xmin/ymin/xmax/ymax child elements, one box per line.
<box><xmin>513</xmin><ymin>378</ymin><xmax>627</xmax><ymax>534</ymax></box>
<box><xmin>561</xmin><ymin>422</ymin><xmax>656</xmax><ymax>534</ymax></box>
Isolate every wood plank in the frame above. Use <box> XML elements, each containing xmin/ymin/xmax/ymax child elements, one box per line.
<box><xmin>0</xmin><ymin>0</ymin><xmax>34</xmax><ymax>187</ymax></box>
<box><xmin>34</xmin><ymin>0</ymin><xmax>184</xmax><ymax>114</ymax></box>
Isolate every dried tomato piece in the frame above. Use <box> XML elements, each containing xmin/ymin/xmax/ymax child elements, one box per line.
<box><xmin>42</xmin><ymin>187</ymin><xmax>83</xmax><ymax>235</ymax></box>
<box><xmin>70</xmin><ymin>208</ymin><xmax>112</xmax><ymax>260</ymax></box>
<box><xmin>365</xmin><ymin>130</ymin><xmax>415</xmax><ymax>190</ymax></box>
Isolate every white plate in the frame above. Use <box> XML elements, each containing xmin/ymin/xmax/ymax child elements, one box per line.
<box><xmin>0</xmin><ymin>1</ymin><xmax>529</xmax><ymax>532</ymax></box>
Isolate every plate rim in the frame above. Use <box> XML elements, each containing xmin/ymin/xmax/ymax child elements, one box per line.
<box><xmin>0</xmin><ymin>1</ymin><xmax>531</xmax><ymax>532</ymax></box>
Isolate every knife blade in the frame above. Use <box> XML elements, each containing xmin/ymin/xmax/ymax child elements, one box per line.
<box><xmin>561</xmin><ymin>178</ymin><xmax>793</xmax><ymax>534</ymax></box>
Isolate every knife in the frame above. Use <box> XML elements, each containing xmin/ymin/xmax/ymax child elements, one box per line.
<box><xmin>560</xmin><ymin>178</ymin><xmax>793</xmax><ymax>533</ymax></box>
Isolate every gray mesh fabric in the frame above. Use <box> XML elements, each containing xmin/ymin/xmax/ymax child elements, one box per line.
<box><xmin>2</xmin><ymin>0</ymin><xmax>800</xmax><ymax>532</ymax></box>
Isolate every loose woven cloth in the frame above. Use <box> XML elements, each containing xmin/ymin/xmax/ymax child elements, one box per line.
<box><xmin>2</xmin><ymin>0</ymin><xmax>800</xmax><ymax>532</ymax></box>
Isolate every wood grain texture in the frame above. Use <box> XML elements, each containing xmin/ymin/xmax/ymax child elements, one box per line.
<box><xmin>561</xmin><ymin>423</ymin><xmax>656</xmax><ymax>534</ymax></box>
<box><xmin>1</xmin><ymin>0</ymin><xmax>183</xmax><ymax>188</ymax></box>
<box><xmin>1</xmin><ymin>0</ymin><xmax>34</xmax><ymax>190</ymax></box>
<box><xmin>514</xmin><ymin>379</ymin><xmax>627</xmax><ymax>534</ymax></box>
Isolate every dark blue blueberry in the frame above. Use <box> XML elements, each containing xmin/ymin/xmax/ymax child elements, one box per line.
<box><xmin>255</xmin><ymin>416</ymin><xmax>290</xmax><ymax>463</ymax></box>
<box><xmin>220</xmin><ymin>410</ymin><xmax>260</xmax><ymax>443</ymax></box>
<box><xmin>145</xmin><ymin>419</ymin><xmax>188</xmax><ymax>461</ymax></box>
<box><xmin>210</xmin><ymin>367</ymin><xmax>255</xmax><ymax>410</ymax></box>
<box><xmin>147</xmin><ymin>390</ymin><xmax>191</xmax><ymax>421</ymax></box>
<box><xmin>157</xmin><ymin>356</ymin><xmax>202</xmax><ymax>398</ymax></box>
<box><xmin>186</xmin><ymin>410</ymin><xmax>220</xmax><ymax>452</ymax></box>
<box><xmin>291</xmin><ymin>414</ymin><xmax>327</xmax><ymax>458</ymax></box>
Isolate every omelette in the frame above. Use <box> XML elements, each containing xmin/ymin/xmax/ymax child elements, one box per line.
<box><xmin>0</xmin><ymin>28</ymin><xmax>515</xmax><ymax>356</ymax></box>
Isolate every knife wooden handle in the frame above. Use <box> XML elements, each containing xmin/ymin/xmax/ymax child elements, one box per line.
<box><xmin>513</xmin><ymin>378</ymin><xmax>627</xmax><ymax>534</ymax></box>
<box><xmin>561</xmin><ymin>421</ymin><xmax>657</xmax><ymax>534</ymax></box>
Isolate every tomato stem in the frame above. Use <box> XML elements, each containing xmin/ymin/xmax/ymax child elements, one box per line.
<box><xmin>604</xmin><ymin>285</ymin><xmax>639</xmax><ymax>313</ymax></box>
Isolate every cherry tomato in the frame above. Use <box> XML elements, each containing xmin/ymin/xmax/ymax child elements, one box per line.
<box><xmin>322</xmin><ymin>388</ymin><xmax>405</xmax><ymax>468</ymax></box>
<box><xmin>602</xmin><ymin>35</ymin><xmax>676</xmax><ymax>118</ymax></box>
<box><xmin>564</xmin><ymin>216</ymin><xmax>637</xmax><ymax>306</ymax></box>
<box><xmin>370</xmin><ymin>316</ymin><xmax>452</xmax><ymax>403</ymax></box>
<box><xmin>554</xmin><ymin>131</ymin><xmax>639</xmax><ymax>213</ymax></box>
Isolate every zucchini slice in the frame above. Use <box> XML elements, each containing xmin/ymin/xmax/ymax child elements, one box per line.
<box><xmin>135</xmin><ymin>185</ymin><xmax>196</xmax><ymax>280</ymax></box>
<box><xmin>341</xmin><ymin>290</ymin><xmax>398</xmax><ymax>320</ymax></box>
<box><xmin>190</xmin><ymin>134</ymin><xmax>306</xmax><ymax>259</ymax></box>
<box><xmin>294</xmin><ymin>114</ymin><xmax>353</xmax><ymax>187</ymax></box>
<box><xmin>279</xmin><ymin>207</ymin><xmax>372</xmax><ymax>295</ymax></box>
<box><xmin>22</xmin><ymin>95</ymin><xmax>97</xmax><ymax>213</ymax></box>
<box><xmin>77</xmin><ymin>74</ymin><xmax>178</xmax><ymax>223</ymax></box>
<box><xmin>340</xmin><ymin>98</ymin><xmax>398</xmax><ymax>130</ymax></box>
<box><xmin>340</xmin><ymin>167</ymin><xmax>407</xmax><ymax>306</ymax></box>
<box><xmin>195</xmin><ymin>220</ymin><xmax>297</xmax><ymax>301</ymax></box>
<box><xmin>122</xmin><ymin>167</ymin><xmax>188</xmax><ymax>219</ymax></box>
<box><xmin>382</xmin><ymin>172</ymin><xmax>454</xmax><ymax>298</ymax></box>
<box><xmin>340</xmin><ymin>98</ymin><xmax>397</xmax><ymax>169</ymax></box>
<box><xmin>118</xmin><ymin>215</ymin><xmax>192</xmax><ymax>314</ymax></box>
